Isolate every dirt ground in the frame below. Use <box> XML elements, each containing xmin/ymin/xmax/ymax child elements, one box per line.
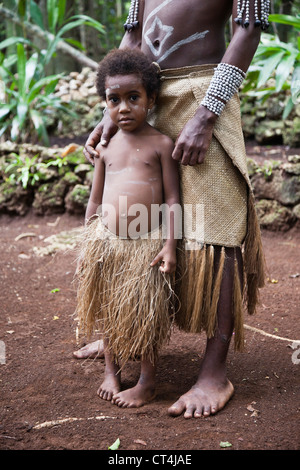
<box><xmin>0</xmin><ymin>209</ymin><xmax>299</xmax><ymax>452</ymax></box>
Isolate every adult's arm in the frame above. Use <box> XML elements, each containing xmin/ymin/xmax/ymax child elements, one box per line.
<box><xmin>172</xmin><ymin>0</ymin><xmax>262</xmax><ymax>166</ymax></box>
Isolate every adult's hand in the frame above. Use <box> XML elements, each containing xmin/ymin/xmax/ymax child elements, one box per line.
<box><xmin>83</xmin><ymin>112</ymin><xmax>118</xmax><ymax>164</ymax></box>
<box><xmin>172</xmin><ymin>105</ymin><xmax>218</xmax><ymax>166</ymax></box>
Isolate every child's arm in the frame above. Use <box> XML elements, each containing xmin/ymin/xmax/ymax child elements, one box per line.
<box><xmin>85</xmin><ymin>154</ymin><xmax>105</xmax><ymax>224</ymax></box>
<box><xmin>151</xmin><ymin>137</ymin><xmax>180</xmax><ymax>274</ymax></box>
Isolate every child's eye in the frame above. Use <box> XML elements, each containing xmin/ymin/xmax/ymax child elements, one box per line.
<box><xmin>109</xmin><ymin>97</ymin><xmax>119</xmax><ymax>103</ymax></box>
<box><xmin>130</xmin><ymin>95</ymin><xmax>139</xmax><ymax>101</ymax></box>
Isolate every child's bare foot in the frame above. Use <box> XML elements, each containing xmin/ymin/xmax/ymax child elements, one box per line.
<box><xmin>112</xmin><ymin>382</ymin><xmax>156</xmax><ymax>408</ymax></box>
<box><xmin>97</xmin><ymin>372</ymin><xmax>121</xmax><ymax>401</ymax></box>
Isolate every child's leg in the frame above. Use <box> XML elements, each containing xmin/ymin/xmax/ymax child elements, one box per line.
<box><xmin>97</xmin><ymin>339</ymin><xmax>121</xmax><ymax>400</ymax></box>
<box><xmin>112</xmin><ymin>356</ymin><xmax>156</xmax><ymax>408</ymax></box>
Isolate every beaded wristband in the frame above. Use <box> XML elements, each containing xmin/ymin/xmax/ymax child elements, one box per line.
<box><xmin>201</xmin><ymin>63</ymin><xmax>246</xmax><ymax>116</ymax></box>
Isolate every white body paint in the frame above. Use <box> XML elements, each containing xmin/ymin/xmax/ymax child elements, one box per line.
<box><xmin>143</xmin><ymin>0</ymin><xmax>209</xmax><ymax>64</ymax></box>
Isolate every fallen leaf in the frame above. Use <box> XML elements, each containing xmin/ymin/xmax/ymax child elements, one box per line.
<box><xmin>18</xmin><ymin>253</ymin><xmax>31</xmax><ymax>259</ymax></box>
<box><xmin>134</xmin><ymin>439</ymin><xmax>147</xmax><ymax>446</ymax></box>
<box><xmin>246</xmin><ymin>404</ymin><xmax>256</xmax><ymax>412</ymax></box>
<box><xmin>108</xmin><ymin>438</ymin><xmax>120</xmax><ymax>450</ymax></box>
<box><xmin>220</xmin><ymin>441</ymin><xmax>232</xmax><ymax>448</ymax></box>
<box><xmin>53</xmin><ymin>316</ymin><xmax>59</xmax><ymax>320</ymax></box>
<box><xmin>50</xmin><ymin>288</ymin><xmax>60</xmax><ymax>293</ymax></box>
<box><xmin>247</xmin><ymin>402</ymin><xmax>260</xmax><ymax>417</ymax></box>
<box><xmin>61</xmin><ymin>143</ymin><xmax>79</xmax><ymax>157</ymax></box>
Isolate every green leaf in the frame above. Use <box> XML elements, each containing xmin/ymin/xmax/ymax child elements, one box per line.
<box><xmin>27</xmin><ymin>74</ymin><xmax>62</xmax><ymax>103</ymax></box>
<box><xmin>108</xmin><ymin>438</ymin><xmax>120</xmax><ymax>450</ymax></box>
<box><xmin>291</xmin><ymin>64</ymin><xmax>300</xmax><ymax>103</ymax></box>
<box><xmin>0</xmin><ymin>105</ymin><xmax>13</xmax><ymax>120</ymax></box>
<box><xmin>220</xmin><ymin>441</ymin><xmax>232</xmax><ymax>448</ymax></box>
<box><xmin>257</xmin><ymin>50</ymin><xmax>285</xmax><ymax>88</ymax></box>
<box><xmin>30</xmin><ymin>1</ymin><xmax>45</xmax><ymax>30</ymax></box>
<box><xmin>57</xmin><ymin>0</ymin><xmax>67</xmax><ymax>27</ymax></box>
<box><xmin>25</xmin><ymin>52</ymin><xmax>39</xmax><ymax>92</ymax></box>
<box><xmin>30</xmin><ymin>109</ymin><xmax>49</xmax><ymax>145</ymax></box>
<box><xmin>17</xmin><ymin>101</ymin><xmax>28</xmax><ymax>128</ymax></box>
<box><xmin>18</xmin><ymin>0</ymin><xmax>27</xmax><ymax>19</ymax></box>
<box><xmin>47</xmin><ymin>0</ymin><xmax>57</xmax><ymax>33</ymax></box>
<box><xmin>68</xmin><ymin>15</ymin><xmax>106</xmax><ymax>34</ymax></box>
<box><xmin>64</xmin><ymin>38</ymin><xmax>85</xmax><ymax>51</ymax></box>
<box><xmin>275</xmin><ymin>52</ymin><xmax>298</xmax><ymax>92</ymax></box>
<box><xmin>268</xmin><ymin>14</ymin><xmax>300</xmax><ymax>30</ymax></box>
<box><xmin>17</xmin><ymin>43</ymin><xmax>26</xmax><ymax>98</ymax></box>
<box><xmin>11</xmin><ymin>115</ymin><xmax>21</xmax><ymax>141</ymax></box>
<box><xmin>0</xmin><ymin>37</ymin><xmax>32</xmax><ymax>51</ymax></box>
<box><xmin>282</xmin><ymin>97</ymin><xmax>294</xmax><ymax>120</ymax></box>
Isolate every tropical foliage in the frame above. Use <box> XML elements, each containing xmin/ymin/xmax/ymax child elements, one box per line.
<box><xmin>0</xmin><ymin>0</ymin><xmax>124</xmax><ymax>144</ymax></box>
<box><xmin>242</xmin><ymin>14</ymin><xmax>300</xmax><ymax>118</ymax></box>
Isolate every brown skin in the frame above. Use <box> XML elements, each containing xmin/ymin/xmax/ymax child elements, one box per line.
<box><xmin>86</xmin><ymin>73</ymin><xmax>179</xmax><ymax>407</ymax></box>
<box><xmin>80</xmin><ymin>0</ymin><xmax>262</xmax><ymax>417</ymax></box>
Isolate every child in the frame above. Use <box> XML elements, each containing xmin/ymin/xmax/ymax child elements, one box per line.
<box><xmin>75</xmin><ymin>49</ymin><xmax>180</xmax><ymax>408</ymax></box>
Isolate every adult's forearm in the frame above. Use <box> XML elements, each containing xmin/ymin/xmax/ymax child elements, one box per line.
<box><xmin>222</xmin><ymin>25</ymin><xmax>261</xmax><ymax>73</ymax></box>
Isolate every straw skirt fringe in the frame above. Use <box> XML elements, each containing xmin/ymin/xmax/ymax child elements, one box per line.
<box><xmin>149</xmin><ymin>64</ymin><xmax>266</xmax><ymax>350</ymax></box>
<box><xmin>75</xmin><ymin>216</ymin><xmax>175</xmax><ymax>366</ymax></box>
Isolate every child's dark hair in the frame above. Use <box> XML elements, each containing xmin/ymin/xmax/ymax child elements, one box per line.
<box><xmin>96</xmin><ymin>48</ymin><xmax>160</xmax><ymax>100</ymax></box>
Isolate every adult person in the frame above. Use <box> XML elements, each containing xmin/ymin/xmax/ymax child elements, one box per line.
<box><xmin>75</xmin><ymin>0</ymin><xmax>267</xmax><ymax>418</ymax></box>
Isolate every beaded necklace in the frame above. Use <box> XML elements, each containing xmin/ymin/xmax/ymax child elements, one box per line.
<box><xmin>234</xmin><ymin>0</ymin><xmax>270</xmax><ymax>30</ymax></box>
<box><xmin>124</xmin><ymin>0</ymin><xmax>139</xmax><ymax>31</ymax></box>
<box><xmin>123</xmin><ymin>0</ymin><xmax>270</xmax><ymax>32</ymax></box>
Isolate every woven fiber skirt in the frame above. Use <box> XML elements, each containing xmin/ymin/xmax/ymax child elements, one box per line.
<box><xmin>149</xmin><ymin>64</ymin><xmax>265</xmax><ymax>350</ymax></box>
<box><xmin>75</xmin><ymin>216</ymin><xmax>176</xmax><ymax>366</ymax></box>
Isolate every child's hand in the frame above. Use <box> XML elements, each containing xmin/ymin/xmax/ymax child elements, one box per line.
<box><xmin>150</xmin><ymin>246</ymin><xmax>176</xmax><ymax>274</ymax></box>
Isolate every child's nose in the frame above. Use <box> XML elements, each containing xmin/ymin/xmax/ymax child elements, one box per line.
<box><xmin>119</xmin><ymin>100</ymin><xmax>130</xmax><ymax>112</ymax></box>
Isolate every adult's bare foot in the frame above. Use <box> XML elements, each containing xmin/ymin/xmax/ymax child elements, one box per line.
<box><xmin>73</xmin><ymin>340</ymin><xmax>104</xmax><ymax>359</ymax></box>
<box><xmin>112</xmin><ymin>383</ymin><xmax>156</xmax><ymax>408</ymax></box>
<box><xmin>168</xmin><ymin>377</ymin><xmax>234</xmax><ymax>418</ymax></box>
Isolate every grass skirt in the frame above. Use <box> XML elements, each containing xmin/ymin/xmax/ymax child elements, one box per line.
<box><xmin>75</xmin><ymin>216</ymin><xmax>176</xmax><ymax>366</ymax></box>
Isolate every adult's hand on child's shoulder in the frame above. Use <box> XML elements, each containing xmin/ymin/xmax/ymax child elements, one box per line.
<box><xmin>84</xmin><ymin>114</ymin><xmax>118</xmax><ymax>164</ymax></box>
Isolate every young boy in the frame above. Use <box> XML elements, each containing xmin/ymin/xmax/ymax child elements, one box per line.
<box><xmin>75</xmin><ymin>48</ymin><xmax>180</xmax><ymax>408</ymax></box>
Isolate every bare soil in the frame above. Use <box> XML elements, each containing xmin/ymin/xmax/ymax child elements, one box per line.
<box><xmin>0</xmin><ymin>211</ymin><xmax>299</xmax><ymax>452</ymax></box>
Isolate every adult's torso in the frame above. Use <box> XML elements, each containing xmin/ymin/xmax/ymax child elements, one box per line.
<box><xmin>140</xmin><ymin>0</ymin><xmax>233</xmax><ymax>69</ymax></box>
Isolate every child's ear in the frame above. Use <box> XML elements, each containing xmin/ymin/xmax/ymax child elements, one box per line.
<box><xmin>148</xmin><ymin>93</ymin><xmax>156</xmax><ymax>110</ymax></box>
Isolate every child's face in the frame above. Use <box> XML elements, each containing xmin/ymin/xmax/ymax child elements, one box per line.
<box><xmin>105</xmin><ymin>74</ymin><xmax>155</xmax><ymax>132</ymax></box>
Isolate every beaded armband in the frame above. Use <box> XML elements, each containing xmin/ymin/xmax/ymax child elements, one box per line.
<box><xmin>234</xmin><ymin>0</ymin><xmax>270</xmax><ymax>30</ymax></box>
<box><xmin>124</xmin><ymin>0</ymin><xmax>139</xmax><ymax>32</ymax></box>
<box><xmin>201</xmin><ymin>63</ymin><xmax>246</xmax><ymax>116</ymax></box>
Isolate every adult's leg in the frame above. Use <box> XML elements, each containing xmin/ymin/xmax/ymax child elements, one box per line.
<box><xmin>168</xmin><ymin>246</ymin><xmax>242</xmax><ymax>418</ymax></box>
